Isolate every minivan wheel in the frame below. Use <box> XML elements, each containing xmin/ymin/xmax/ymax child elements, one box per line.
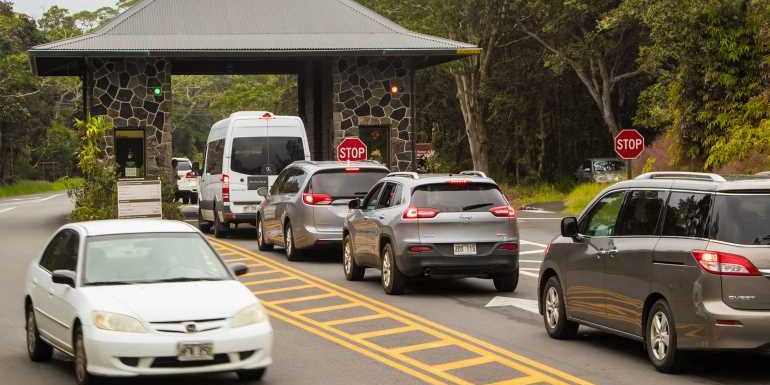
<box><xmin>256</xmin><ymin>217</ymin><xmax>273</xmax><ymax>251</ymax></box>
<box><xmin>542</xmin><ymin>276</ymin><xmax>579</xmax><ymax>339</ymax></box>
<box><xmin>381</xmin><ymin>243</ymin><xmax>406</xmax><ymax>295</ymax></box>
<box><xmin>492</xmin><ymin>270</ymin><xmax>518</xmax><ymax>292</ymax></box>
<box><xmin>343</xmin><ymin>235</ymin><xmax>365</xmax><ymax>281</ymax></box>
<box><xmin>645</xmin><ymin>300</ymin><xmax>682</xmax><ymax>373</ymax></box>
<box><xmin>26</xmin><ymin>306</ymin><xmax>53</xmax><ymax>362</ymax></box>
<box><xmin>284</xmin><ymin>222</ymin><xmax>300</xmax><ymax>261</ymax></box>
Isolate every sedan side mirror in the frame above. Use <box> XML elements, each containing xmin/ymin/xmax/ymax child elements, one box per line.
<box><xmin>561</xmin><ymin>217</ymin><xmax>579</xmax><ymax>238</ymax></box>
<box><xmin>228</xmin><ymin>262</ymin><xmax>249</xmax><ymax>277</ymax></box>
<box><xmin>348</xmin><ymin>198</ymin><xmax>361</xmax><ymax>210</ymax></box>
<box><xmin>52</xmin><ymin>270</ymin><xmax>76</xmax><ymax>288</ymax></box>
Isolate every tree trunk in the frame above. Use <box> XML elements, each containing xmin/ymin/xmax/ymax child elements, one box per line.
<box><xmin>452</xmin><ymin>68</ymin><xmax>489</xmax><ymax>174</ymax></box>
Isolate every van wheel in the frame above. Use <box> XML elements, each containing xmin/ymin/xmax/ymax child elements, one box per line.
<box><xmin>198</xmin><ymin>207</ymin><xmax>212</xmax><ymax>233</ymax></box>
<box><xmin>645</xmin><ymin>300</ymin><xmax>683</xmax><ymax>373</ymax></box>
<box><xmin>26</xmin><ymin>306</ymin><xmax>53</xmax><ymax>362</ymax></box>
<box><xmin>190</xmin><ymin>194</ymin><xmax>198</xmax><ymax>204</ymax></box>
<box><xmin>542</xmin><ymin>276</ymin><xmax>579</xmax><ymax>339</ymax></box>
<box><xmin>213</xmin><ymin>206</ymin><xmax>228</xmax><ymax>239</ymax></box>
<box><xmin>257</xmin><ymin>217</ymin><xmax>273</xmax><ymax>251</ymax></box>
<box><xmin>493</xmin><ymin>270</ymin><xmax>518</xmax><ymax>292</ymax></box>
<box><xmin>343</xmin><ymin>235</ymin><xmax>365</xmax><ymax>281</ymax></box>
<box><xmin>284</xmin><ymin>222</ymin><xmax>300</xmax><ymax>261</ymax></box>
<box><xmin>381</xmin><ymin>243</ymin><xmax>406</xmax><ymax>295</ymax></box>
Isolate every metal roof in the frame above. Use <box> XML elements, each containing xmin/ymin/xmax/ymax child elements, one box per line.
<box><xmin>29</xmin><ymin>0</ymin><xmax>479</xmax><ymax>75</ymax></box>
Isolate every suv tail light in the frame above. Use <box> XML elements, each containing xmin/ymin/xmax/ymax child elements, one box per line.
<box><xmin>402</xmin><ymin>207</ymin><xmax>439</xmax><ymax>219</ymax></box>
<box><xmin>221</xmin><ymin>174</ymin><xmax>230</xmax><ymax>203</ymax></box>
<box><xmin>498</xmin><ymin>243</ymin><xmax>518</xmax><ymax>252</ymax></box>
<box><xmin>303</xmin><ymin>193</ymin><xmax>333</xmax><ymax>205</ymax></box>
<box><xmin>490</xmin><ymin>206</ymin><xmax>517</xmax><ymax>218</ymax></box>
<box><xmin>692</xmin><ymin>250</ymin><xmax>761</xmax><ymax>276</ymax></box>
<box><xmin>408</xmin><ymin>246</ymin><xmax>433</xmax><ymax>253</ymax></box>
<box><xmin>447</xmin><ymin>179</ymin><xmax>469</xmax><ymax>184</ymax></box>
<box><xmin>185</xmin><ymin>171</ymin><xmax>196</xmax><ymax>178</ymax></box>
<box><xmin>344</xmin><ymin>167</ymin><xmax>361</xmax><ymax>173</ymax></box>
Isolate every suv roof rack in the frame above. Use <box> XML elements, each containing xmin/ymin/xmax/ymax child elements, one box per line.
<box><xmin>635</xmin><ymin>172</ymin><xmax>726</xmax><ymax>182</ymax></box>
<box><xmin>458</xmin><ymin>170</ymin><xmax>488</xmax><ymax>178</ymax></box>
<box><xmin>293</xmin><ymin>160</ymin><xmax>317</xmax><ymax>165</ymax></box>
<box><xmin>387</xmin><ymin>172</ymin><xmax>419</xmax><ymax>179</ymax></box>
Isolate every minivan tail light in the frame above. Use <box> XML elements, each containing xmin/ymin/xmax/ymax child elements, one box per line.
<box><xmin>691</xmin><ymin>250</ymin><xmax>761</xmax><ymax>276</ymax></box>
<box><xmin>402</xmin><ymin>207</ymin><xmax>439</xmax><ymax>219</ymax></box>
<box><xmin>303</xmin><ymin>193</ymin><xmax>333</xmax><ymax>205</ymax></box>
<box><xmin>490</xmin><ymin>206</ymin><xmax>517</xmax><ymax>218</ymax></box>
<box><xmin>221</xmin><ymin>174</ymin><xmax>230</xmax><ymax>203</ymax></box>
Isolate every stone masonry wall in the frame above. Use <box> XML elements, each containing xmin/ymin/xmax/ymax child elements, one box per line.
<box><xmin>89</xmin><ymin>58</ymin><xmax>172</xmax><ymax>178</ymax></box>
<box><xmin>333</xmin><ymin>57</ymin><xmax>413</xmax><ymax>171</ymax></box>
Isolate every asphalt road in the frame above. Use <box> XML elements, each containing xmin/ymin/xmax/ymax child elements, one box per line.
<box><xmin>0</xmin><ymin>194</ymin><xmax>768</xmax><ymax>385</ymax></box>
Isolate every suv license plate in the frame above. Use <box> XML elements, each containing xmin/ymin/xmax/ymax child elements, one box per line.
<box><xmin>454</xmin><ymin>243</ymin><xmax>477</xmax><ymax>256</ymax></box>
<box><xmin>177</xmin><ymin>342</ymin><xmax>214</xmax><ymax>361</ymax></box>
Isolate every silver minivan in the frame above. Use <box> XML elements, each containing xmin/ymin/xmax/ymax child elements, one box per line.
<box><xmin>256</xmin><ymin>161</ymin><xmax>389</xmax><ymax>260</ymax></box>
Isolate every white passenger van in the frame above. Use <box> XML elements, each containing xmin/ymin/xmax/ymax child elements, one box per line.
<box><xmin>199</xmin><ymin>111</ymin><xmax>311</xmax><ymax>237</ymax></box>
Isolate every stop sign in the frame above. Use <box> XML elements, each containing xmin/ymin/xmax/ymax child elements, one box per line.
<box><xmin>614</xmin><ymin>129</ymin><xmax>645</xmax><ymax>160</ymax></box>
<box><xmin>337</xmin><ymin>137</ymin><xmax>368</xmax><ymax>162</ymax></box>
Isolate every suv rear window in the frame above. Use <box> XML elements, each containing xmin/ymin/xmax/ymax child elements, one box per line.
<box><xmin>410</xmin><ymin>183</ymin><xmax>507</xmax><ymax>212</ymax></box>
<box><xmin>712</xmin><ymin>194</ymin><xmax>770</xmax><ymax>245</ymax></box>
<box><xmin>308</xmin><ymin>169</ymin><xmax>388</xmax><ymax>199</ymax></box>
<box><xmin>231</xmin><ymin>137</ymin><xmax>304</xmax><ymax>175</ymax></box>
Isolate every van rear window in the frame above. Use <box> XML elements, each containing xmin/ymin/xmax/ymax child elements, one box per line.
<box><xmin>231</xmin><ymin>137</ymin><xmax>304</xmax><ymax>175</ymax></box>
<box><xmin>712</xmin><ymin>194</ymin><xmax>770</xmax><ymax>245</ymax></box>
<box><xmin>410</xmin><ymin>183</ymin><xmax>507</xmax><ymax>212</ymax></box>
<box><xmin>308</xmin><ymin>169</ymin><xmax>388</xmax><ymax>199</ymax></box>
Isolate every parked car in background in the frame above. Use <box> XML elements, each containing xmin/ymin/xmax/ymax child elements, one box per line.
<box><xmin>539</xmin><ymin>172</ymin><xmax>770</xmax><ymax>373</ymax></box>
<box><xmin>257</xmin><ymin>161</ymin><xmax>389</xmax><ymax>260</ymax></box>
<box><xmin>575</xmin><ymin>158</ymin><xmax>627</xmax><ymax>183</ymax></box>
<box><xmin>343</xmin><ymin>171</ymin><xmax>520</xmax><ymax>295</ymax></box>
<box><xmin>199</xmin><ymin>111</ymin><xmax>311</xmax><ymax>238</ymax></box>
<box><xmin>24</xmin><ymin>220</ymin><xmax>272</xmax><ymax>385</ymax></box>
<box><xmin>172</xmin><ymin>157</ymin><xmax>198</xmax><ymax>204</ymax></box>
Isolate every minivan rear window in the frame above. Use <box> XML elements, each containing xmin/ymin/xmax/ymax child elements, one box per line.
<box><xmin>410</xmin><ymin>183</ymin><xmax>507</xmax><ymax>212</ymax></box>
<box><xmin>231</xmin><ymin>137</ymin><xmax>304</xmax><ymax>175</ymax></box>
<box><xmin>712</xmin><ymin>194</ymin><xmax>770</xmax><ymax>245</ymax></box>
<box><xmin>308</xmin><ymin>169</ymin><xmax>388</xmax><ymax>199</ymax></box>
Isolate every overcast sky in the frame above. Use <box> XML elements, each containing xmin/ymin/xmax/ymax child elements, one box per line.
<box><xmin>13</xmin><ymin>0</ymin><xmax>116</xmax><ymax>19</ymax></box>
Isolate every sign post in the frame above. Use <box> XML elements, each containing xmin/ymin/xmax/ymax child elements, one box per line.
<box><xmin>614</xmin><ymin>129</ymin><xmax>645</xmax><ymax>179</ymax></box>
<box><xmin>337</xmin><ymin>137</ymin><xmax>368</xmax><ymax>162</ymax></box>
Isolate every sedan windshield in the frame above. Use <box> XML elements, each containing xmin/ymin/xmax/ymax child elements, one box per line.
<box><xmin>83</xmin><ymin>233</ymin><xmax>231</xmax><ymax>285</ymax></box>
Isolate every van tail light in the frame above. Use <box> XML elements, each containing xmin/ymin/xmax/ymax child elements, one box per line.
<box><xmin>408</xmin><ymin>246</ymin><xmax>433</xmax><ymax>253</ymax></box>
<box><xmin>221</xmin><ymin>174</ymin><xmax>230</xmax><ymax>203</ymax></box>
<box><xmin>498</xmin><ymin>243</ymin><xmax>519</xmax><ymax>252</ymax></box>
<box><xmin>303</xmin><ymin>193</ymin><xmax>333</xmax><ymax>205</ymax></box>
<box><xmin>402</xmin><ymin>207</ymin><xmax>439</xmax><ymax>219</ymax></box>
<box><xmin>490</xmin><ymin>206</ymin><xmax>517</xmax><ymax>218</ymax></box>
<box><xmin>691</xmin><ymin>250</ymin><xmax>761</xmax><ymax>276</ymax></box>
<box><xmin>185</xmin><ymin>171</ymin><xmax>196</xmax><ymax>178</ymax></box>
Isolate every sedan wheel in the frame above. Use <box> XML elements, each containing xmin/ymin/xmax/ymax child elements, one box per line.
<box><xmin>26</xmin><ymin>307</ymin><xmax>53</xmax><ymax>362</ymax></box>
<box><xmin>74</xmin><ymin>327</ymin><xmax>97</xmax><ymax>385</ymax></box>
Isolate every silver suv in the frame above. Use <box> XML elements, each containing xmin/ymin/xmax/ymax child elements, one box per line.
<box><xmin>256</xmin><ymin>161</ymin><xmax>389</xmax><ymax>260</ymax></box>
<box><xmin>539</xmin><ymin>172</ymin><xmax>770</xmax><ymax>372</ymax></box>
<box><xmin>343</xmin><ymin>171</ymin><xmax>520</xmax><ymax>295</ymax></box>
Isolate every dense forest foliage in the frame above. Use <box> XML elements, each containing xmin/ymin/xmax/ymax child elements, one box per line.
<box><xmin>1</xmin><ymin>0</ymin><xmax>768</xmax><ymax>186</ymax></box>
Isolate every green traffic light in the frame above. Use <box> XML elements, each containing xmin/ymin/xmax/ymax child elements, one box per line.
<box><xmin>153</xmin><ymin>87</ymin><xmax>162</xmax><ymax>96</ymax></box>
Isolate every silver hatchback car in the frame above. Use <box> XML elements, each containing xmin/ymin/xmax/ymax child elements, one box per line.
<box><xmin>256</xmin><ymin>161</ymin><xmax>389</xmax><ymax>260</ymax></box>
<box><xmin>343</xmin><ymin>171</ymin><xmax>520</xmax><ymax>294</ymax></box>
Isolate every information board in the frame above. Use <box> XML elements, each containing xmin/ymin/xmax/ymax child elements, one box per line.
<box><xmin>117</xmin><ymin>179</ymin><xmax>163</xmax><ymax>219</ymax></box>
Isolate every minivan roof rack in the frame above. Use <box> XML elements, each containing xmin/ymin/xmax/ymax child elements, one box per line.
<box><xmin>635</xmin><ymin>172</ymin><xmax>726</xmax><ymax>182</ymax></box>
<box><xmin>459</xmin><ymin>170</ymin><xmax>488</xmax><ymax>178</ymax></box>
<box><xmin>387</xmin><ymin>172</ymin><xmax>419</xmax><ymax>179</ymax></box>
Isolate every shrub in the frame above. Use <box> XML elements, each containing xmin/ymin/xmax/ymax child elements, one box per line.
<box><xmin>68</xmin><ymin>117</ymin><xmax>117</xmax><ymax>221</ymax></box>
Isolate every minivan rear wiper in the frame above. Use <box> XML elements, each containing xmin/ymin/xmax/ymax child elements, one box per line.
<box><xmin>463</xmin><ymin>203</ymin><xmax>494</xmax><ymax>211</ymax></box>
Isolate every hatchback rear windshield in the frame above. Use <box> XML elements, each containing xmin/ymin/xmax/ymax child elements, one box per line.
<box><xmin>308</xmin><ymin>169</ymin><xmax>388</xmax><ymax>199</ymax></box>
<box><xmin>410</xmin><ymin>183</ymin><xmax>508</xmax><ymax>212</ymax></box>
<box><xmin>174</xmin><ymin>162</ymin><xmax>192</xmax><ymax>172</ymax></box>
<box><xmin>712</xmin><ymin>194</ymin><xmax>770</xmax><ymax>245</ymax></box>
<box><xmin>231</xmin><ymin>137</ymin><xmax>304</xmax><ymax>175</ymax></box>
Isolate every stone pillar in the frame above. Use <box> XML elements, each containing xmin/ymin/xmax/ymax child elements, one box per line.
<box><xmin>89</xmin><ymin>58</ymin><xmax>172</xmax><ymax>178</ymax></box>
<box><xmin>332</xmin><ymin>57</ymin><xmax>413</xmax><ymax>171</ymax></box>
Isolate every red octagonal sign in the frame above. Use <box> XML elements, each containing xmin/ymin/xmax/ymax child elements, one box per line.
<box><xmin>614</xmin><ymin>129</ymin><xmax>645</xmax><ymax>160</ymax></box>
<box><xmin>337</xmin><ymin>137</ymin><xmax>368</xmax><ymax>162</ymax></box>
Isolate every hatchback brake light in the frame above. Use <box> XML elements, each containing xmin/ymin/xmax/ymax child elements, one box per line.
<box><xmin>344</xmin><ymin>167</ymin><xmax>361</xmax><ymax>173</ymax></box>
<box><xmin>447</xmin><ymin>179</ymin><xmax>469</xmax><ymax>184</ymax></box>
<box><xmin>303</xmin><ymin>193</ymin><xmax>333</xmax><ymax>205</ymax></box>
<box><xmin>402</xmin><ymin>207</ymin><xmax>439</xmax><ymax>219</ymax></box>
<box><xmin>691</xmin><ymin>250</ymin><xmax>761</xmax><ymax>276</ymax></box>
<box><xmin>490</xmin><ymin>206</ymin><xmax>517</xmax><ymax>218</ymax></box>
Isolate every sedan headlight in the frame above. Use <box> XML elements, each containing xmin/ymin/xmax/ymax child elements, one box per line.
<box><xmin>92</xmin><ymin>311</ymin><xmax>147</xmax><ymax>333</ymax></box>
<box><xmin>231</xmin><ymin>303</ymin><xmax>267</xmax><ymax>328</ymax></box>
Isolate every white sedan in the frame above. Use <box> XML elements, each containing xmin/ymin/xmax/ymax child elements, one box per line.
<box><xmin>24</xmin><ymin>220</ymin><xmax>272</xmax><ymax>385</ymax></box>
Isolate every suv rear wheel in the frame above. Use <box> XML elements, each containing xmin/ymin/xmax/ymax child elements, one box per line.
<box><xmin>645</xmin><ymin>299</ymin><xmax>682</xmax><ymax>373</ymax></box>
<box><xmin>343</xmin><ymin>235</ymin><xmax>365</xmax><ymax>281</ymax></box>
<box><xmin>542</xmin><ymin>276</ymin><xmax>579</xmax><ymax>339</ymax></box>
<box><xmin>492</xmin><ymin>270</ymin><xmax>518</xmax><ymax>292</ymax></box>
<box><xmin>381</xmin><ymin>243</ymin><xmax>406</xmax><ymax>295</ymax></box>
<box><xmin>256</xmin><ymin>216</ymin><xmax>273</xmax><ymax>251</ymax></box>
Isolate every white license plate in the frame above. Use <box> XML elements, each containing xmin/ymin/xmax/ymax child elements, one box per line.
<box><xmin>453</xmin><ymin>243</ymin><xmax>477</xmax><ymax>256</ymax></box>
<box><xmin>177</xmin><ymin>342</ymin><xmax>214</xmax><ymax>361</ymax></box>
<box><xmin>242</xmin><ymin>205</ymin><xmax>257</xmax><ymax>213</ymax></box>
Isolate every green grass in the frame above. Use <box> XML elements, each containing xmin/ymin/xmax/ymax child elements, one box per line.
<box><xmin>500</xmin><ymin>183</ymin><xmax>571</xmax><ymax>208</ymax></box>
<box><xmin>0</xmin><ymin>177</ymin><xmax>84</xmax><ymax>199</ymax></box>
<box><xmin>563</xmin><ymin>183</ymin><xmax>608</xmax><ymax>215</ymax></box>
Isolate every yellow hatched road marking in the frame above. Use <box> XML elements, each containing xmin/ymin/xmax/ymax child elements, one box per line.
<box><xmin>244</xmin><ymin>276</ymin><xmax>298</xmax><ymax>285</ymax></box>
<box><xmin>240</xmin><ymin>269</ymin><xmax>281</xmax><ymax>277</ymax></box>
<box><xmin>252</xmin><ymin>284</ymin><xmax>314</xmax><ymax>295</ymax></box>
<box><xmin>209</xmin><ymin>238</ymin><xmax>595</xmax><ymax>385</ymax></box>
<box><xmin>352</xmin><ymin>325</ymin><xmax>417</xmax><ymax>340</ymax></box>
<box><xmin>222</xmin><ymin>257</ymin><xmax>251</xmax><ymax>262</ymax></box>
<box><xmin>294</xmin><ymin>302</ymin><xmax>360</xmax><ymax>315</ymax></box>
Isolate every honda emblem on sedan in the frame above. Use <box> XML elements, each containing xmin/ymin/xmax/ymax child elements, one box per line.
<box><xmin>184</xmin><ymin>322</ymin><xmax>198</xmax><ymax>333</ymax></box>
